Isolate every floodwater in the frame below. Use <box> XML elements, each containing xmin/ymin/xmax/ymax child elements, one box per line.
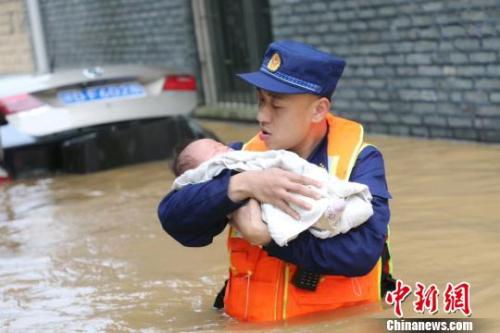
<box><xmin>1</xmin><ymin>119</ymin><xmax>499</xmax><ymax>332</ymax></box>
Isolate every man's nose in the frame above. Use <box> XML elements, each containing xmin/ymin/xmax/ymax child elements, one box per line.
<box><xmin>257</xmin><ymin>104</ymin><xmax>271</xmax><ymax>124</ymax></box>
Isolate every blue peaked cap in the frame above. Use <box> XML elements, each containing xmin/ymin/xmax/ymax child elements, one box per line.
<box><xmin>237</xmin><ymin>40</ymin><xmax>346</xmax><ymax>97</ymax></box>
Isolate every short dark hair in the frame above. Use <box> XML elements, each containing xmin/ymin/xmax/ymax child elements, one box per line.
<box><xmin>170</xmin><ymin>138</ymin><xmax>199</xmax><ymax>177</ymax></box>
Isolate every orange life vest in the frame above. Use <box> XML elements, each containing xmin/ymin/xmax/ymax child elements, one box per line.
<box><xmin>224</xmin><ymin>113</ymin><xmax>385</xmax><ymax>322</ymax></box>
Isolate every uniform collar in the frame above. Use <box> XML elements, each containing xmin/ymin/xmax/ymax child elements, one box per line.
<box><xmin>306</xmin><ymin>124</ymin><xmax>329</xmax><ymax>170</ymax></box>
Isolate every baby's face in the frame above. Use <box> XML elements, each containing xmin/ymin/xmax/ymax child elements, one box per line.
<box><xmin>188</xmin><ymin>139</ymin><xmax>232</xmax><ymax>166</ymax></box>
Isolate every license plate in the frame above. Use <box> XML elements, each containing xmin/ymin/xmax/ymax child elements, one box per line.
<box><xmin>58</xmin><ymin>82</ymin><xmax>146</xmax><ymax>105</ymax></box>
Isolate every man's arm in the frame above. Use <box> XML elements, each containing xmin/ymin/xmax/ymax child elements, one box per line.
<box><xmin>158</xmin><ymin>169</ymin><xmax>246</xmax><ymax>247</ymax></box>
<box><xmin>157</xmin><ymin>143</ymin><xmax>321</xmax><ymax>247</ymax></box>
<box><xmin>229</xmin><ymin>198</ymin><xmax>271</xmax><ymax>245</ymax></box>
<box><xmin>263</xmin><ymin>146</ymin><xmax>391</xmax><ymax>276</ymax></box>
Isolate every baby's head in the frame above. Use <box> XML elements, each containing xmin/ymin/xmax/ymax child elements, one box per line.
<box><xmin>172</xmin><ymin>138</ymin><xmax>232</xmax><ymax>176</ymax></box>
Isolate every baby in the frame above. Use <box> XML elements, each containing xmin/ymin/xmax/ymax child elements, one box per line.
<box><xmin>172</xmin><ymin>138</ymin><xmax>373</xmax><ymax>246</ymax></box>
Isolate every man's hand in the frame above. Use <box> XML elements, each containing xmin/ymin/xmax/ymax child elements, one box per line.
<box><xmin>228</xmin><ymin>168</ymin><xmax>322</xmax><ymax>220</ymax></box>
<box><xmin>229</xmin><ymin>198</ymin><xmax>270</xmax><ymax>246</ymax></box>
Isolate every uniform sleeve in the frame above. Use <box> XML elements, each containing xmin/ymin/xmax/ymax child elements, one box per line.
<box><xmin>263</xmin><ymin>146</ymin><xmax>391</xmax><ymax>276</ymax></box>
<box><xmin>157</xmin><ymin>142</ymin><xmax>246</xmax><ymax>247</ymax></box>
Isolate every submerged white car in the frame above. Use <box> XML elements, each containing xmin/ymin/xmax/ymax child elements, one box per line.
<box><xmin>0</xmin><ymin>65</ymin><xmax>208</xmax><ymax>178</ymax></box>
<box><xmin>0</xmin><ymin>64</ymin><xmax>197</xmax><ymax>138</ymax></box>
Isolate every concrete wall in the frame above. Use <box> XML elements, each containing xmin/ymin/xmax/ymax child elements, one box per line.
<box><xmin>270</xmin><ymin>0</ymin><xmax>500</xmax><ymax>142</ymax></box>
<box><xmin>39</xmin><ymin>0</ymin><xmax>198</xmax><ymax>74</ymax></box>
<box><xmin>0</xmin><ymin>0</ymin><xmax>33</xmax><ymax>74</ymax></box>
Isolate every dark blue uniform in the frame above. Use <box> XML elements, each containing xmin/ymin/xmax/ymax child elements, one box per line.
<box><xmin>158</xmin><ymin>132</ymin><xmax>392</xmax><ymax>277</ymax></box>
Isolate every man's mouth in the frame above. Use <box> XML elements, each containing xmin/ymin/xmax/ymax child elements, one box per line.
<box><xmin>259</xmin><ymin>129</ymin><xmax>271</xmax><ymax>141</ymax></box>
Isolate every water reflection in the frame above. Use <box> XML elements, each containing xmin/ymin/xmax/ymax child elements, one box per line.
<box><xmin>0</xmin><ymin>120</ymin><xmax>499</xmax><ymax>332</ymax></box>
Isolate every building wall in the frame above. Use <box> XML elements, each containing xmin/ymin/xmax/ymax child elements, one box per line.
<box><xmin>270</xmin><ymin>0</ymin><xmax>500</xmax><ymax>142</ymax></box>
<box><xmin>39</xmin><ymin>0</ymin><xmax>198</xmax><ymax>74</ymax></box>
<box><xmin>0</xmin><ymin>0</ymin><xmax>33</xmax><ymax>74</ymax></box>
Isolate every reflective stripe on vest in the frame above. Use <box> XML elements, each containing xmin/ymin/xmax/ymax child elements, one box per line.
<box><xmin>225</xmin><ymin>113</ymin><xmax>383</xmax><ymax>322</ymax></box>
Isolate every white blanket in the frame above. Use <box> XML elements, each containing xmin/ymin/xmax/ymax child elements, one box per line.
<box><xmin>173</xmin><ymin>150</ymin><xmax>373</xmax><ymax>246</ymax></box>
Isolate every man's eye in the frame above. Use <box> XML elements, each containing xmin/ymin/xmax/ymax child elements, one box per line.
<box><xmin>272</xmin><ymin>105</ymin><xmax>283</xmax><ymax>109</ymax></box>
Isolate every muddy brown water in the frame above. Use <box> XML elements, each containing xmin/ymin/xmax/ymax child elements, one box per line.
<box><xmin>1</xmin><ymin>119</ymin><xmax>499</xmax><ymax>332</ymax></box>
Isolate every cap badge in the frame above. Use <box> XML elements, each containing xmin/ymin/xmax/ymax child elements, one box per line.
<box><xmin>267</xmin><ymin>53</ymin><xmax>281</xmax><ymax>72</ymax></box>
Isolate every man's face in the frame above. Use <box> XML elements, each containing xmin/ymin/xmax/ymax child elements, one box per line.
<box><xmin>256</xmin><ymin>89</ymin><xmax>319</xmax><ymax>152</ymax></box>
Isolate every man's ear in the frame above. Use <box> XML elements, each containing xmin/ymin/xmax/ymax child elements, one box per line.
<box><xmin>311</xmin><ymin>97</ymin><xmax>330</xmax><ymax>123</ymax></box>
